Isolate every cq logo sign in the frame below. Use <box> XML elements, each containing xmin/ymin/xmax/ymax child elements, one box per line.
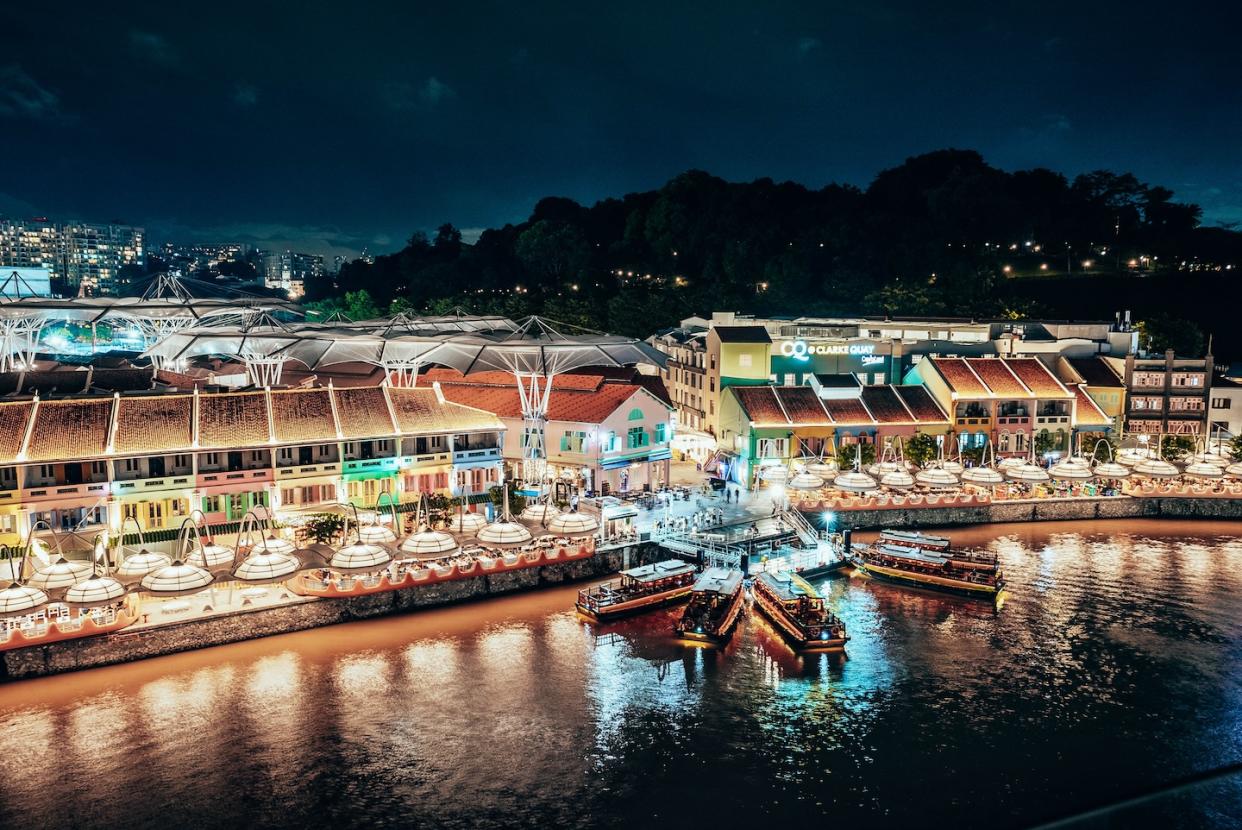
<box><xmin>780</xmin><ymin>340</ymin><xmax>811</xmax><ymax>361</ymax></box>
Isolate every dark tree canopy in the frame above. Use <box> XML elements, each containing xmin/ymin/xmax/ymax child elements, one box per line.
<box><xmin>310</xmin><ymin>150</ymin><xmax>1240</xmax><ymax>354</ymax></box>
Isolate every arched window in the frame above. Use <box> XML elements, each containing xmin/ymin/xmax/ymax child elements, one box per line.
<box><xmin>999</xmin><ymin>431</ymin><xmax>1011</xmax><ymax>452</ymax></box>
<box><xmin>1015</xmin><ymin>431</ymin><xmax>1026</xmax><ymax>452</ymax></box>
<box><xmin>627</xmin><ymin>408</ymin><xmax>644</xmax><ymax>421</ymax></box>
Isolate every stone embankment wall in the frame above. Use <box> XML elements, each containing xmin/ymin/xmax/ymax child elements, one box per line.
<box><xmin>813</xmin><ymin>496</ymin><xmax>1242</xmax><ymax>532</ymax></box>
<box><xmin>2</xmin><ymin>543</ymin><xmax>657</xmax><ymax>681</ymax></box>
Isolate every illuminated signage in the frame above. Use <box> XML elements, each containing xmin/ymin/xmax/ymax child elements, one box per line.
<box><xmin>861</xmin><ymin>354</ymin><xmax>885</xmax><ymax>366</ymax></box>
<box><xmin>778</xmin><ymin>340</ymin><xmax>876</xmax><ymax>361</ymax></box>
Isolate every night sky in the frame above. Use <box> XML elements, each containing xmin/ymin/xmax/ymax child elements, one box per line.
<box><xmin>2</xmin><ymin>1</ymin><xmax>1239</xmax><ymax>258</ymax></box>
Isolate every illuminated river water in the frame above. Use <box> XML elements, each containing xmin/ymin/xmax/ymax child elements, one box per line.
<box><xmin>0</xmin><ymin>519</ymin><xmax>1240</xmax><ymax>829</ymax></box>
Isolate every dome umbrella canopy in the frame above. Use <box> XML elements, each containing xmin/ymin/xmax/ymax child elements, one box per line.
<box><xmin>520</xmin><ymin>503</ymin><xmax>560</xmax><ymax>522</ymax></box>
<box><xmin>1116</xmin><ymin>447</ymin><xmax>1153</xmax><ymax>466</ymax></box>
<box><xmin>1006</xmin><ymin>463</ymin><xmax>1050</xmax><ymax>483</ymax></box>
<box><xmin>788</xmin><ymin>472</ymin><xmax>825</xmax><ymax>490</ymax></box>
<box><xmin>961</xmin><ymin>466</ymin><xmax>1005</xmax><ymax>485</ymax></box>
<box><xmin>1226</xmin><ymin>462</ymin><xmax>1242</xmax><ymax>478</ymax></box>
<box><xmin>27</xmin><ymin>556</ymin><xmax>92</xmax><ymax>591</ymax></box>
<box><xmin>941</xmin><ymin>460</ymin><xmax>966</xmax><ymax>475</ymax></box>
<box><xmin>328</xmin><ymin>542</ymin><xmax>393</xmax><ymax>573</ymax></box>
<box><xmin>64</xmin><ymin>575</ymin><xmax>128</xmax><ymax>608</ymax></box>
<box><xmin>804</xmin><ymin>461</ymin><xmax>838</xmax><ymax>477</ymax></box>
<box><xmin>833</xmin><ymin>470</ymin><xmax>878</xmax><ymax>492</ymax></box>
<box><xmin>448</xmin><ymin>511</ymin><xmax>488</xmax><ymax>533</ymax></box>
<box><xmin>880</xmin><ymin>469</ymin><xmax>915</xmax><ymax>488</ymax></box>
<box><xmin>1048</xmin><ymin>460</ymin><xmax>1094</xmax><ymax>480</ymax></box>
<box><xmin>399</xmin><ymin>528</ymin><xmax>460</xmax><ymax>559</ymax></box>
<box><xmin>233</xmin><ymin>549</ymin><xmax>302</xmax><ymax>583</ymax></box>
<box><xmin>546</xmin><ymin>512</ymin><xmax>599</xmax><ymax>536</ymax></box>
<box><xmin>1133</xmin><ymin>457</ymin><xmax>1179</xmax><ymax>478</ymax></box>
<box><xmin>140</xmin><ymin>560</ymin><xmax>214</xmax><ymax>596</ymax></box>
<box><xmin>915</xmin><ymin>467</ymin><xmax>960</xmax><ymax>487</ymax></box>
<box><xmin>1092</xmin><ymin>461</ymin><xmax>1132</xmax><ymax>479</ymax></box>
<box><xmin>1183</xmin><ymin>460</ymin><xmax>1224</xmax><ymax>479</ymax></box>
<box><xmin>251</xmin><ymin>536</ymin><xmax>297</xmax><ymax>555</ymax></box>
<box><xmin>477</xmin><ymin>521</ymin><xmax>534</xmax><ymax>546</ymax></box>
<box><xmin>997</xmin><ymin>456</ymin><xmax>1028</xmax><ymax>470</ymax></box>
<box><xmin>187</xmin><ymin>542</ymin><xmax>234</xmax><ymax>570</ymax></box>
<box><xmin>116</xmin><ymin>549</ymin><xmax>172</xmax><ymax>582</ymax></box>
<box><xmin>0</xmin><ymin>583</ymin><xmax>49</xmax><ymax>616</ymax></box>
<box><xmin>357</xmin><ymin>524</ymin><xmax>397</xmax><ymax>544</ymax></box>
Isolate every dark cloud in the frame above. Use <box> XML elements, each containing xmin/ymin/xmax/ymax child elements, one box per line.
<box><xmin>0</xmin><ymin>66</ymin><xmax>62</xmax><ymax>120</ymax></box>
<box><xmin>128</xmin><ymin>30</ymin><xmax>179</xmax><ymax>66</ymax></box>
<box><xmin>232</xmin><ymin>83</ymin><xmax>259</xmax><ymax>107</ymax></box>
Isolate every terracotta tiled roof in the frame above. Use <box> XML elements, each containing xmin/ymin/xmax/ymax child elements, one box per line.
<box><xmin>198</xmin><ymin>392</ymin><xmax>271</xmax><ymax>448</ymax></box>
<box><xmin>1072</xmin><ymin>386</ymin><xmax>1112</xmax><ymax>425</ymax></box>
<box><xmin>821</xmin><ymin>397</ymin><xmax>874</xmax><ymax>425</ymax></box>
<box><xmin>334</xmin><ymin>387</ymin><xmax>395</xmax><ymax>438</ymax></box>
<box><xmin>969</xmin><ymin>359</ymin><xmax>1028</xmax><ymax>396</ymax></box>
<box><xmin>433</xmin><ymin>382</ymin><xmax>646</xmax><ymax>425</ymax></box>
<box><xmin>732</xmin><ymin>386</ymin><xmax>788</xmax><ymax>425</ymax></box>
<box><xmin>270</xmin><ymin>389</ymin><xmax>338</xmax><ymax>443</ymax></box>
<box><xmin>773</xmin><ymin>387</ymin><xmax>831</xmax><ymax>425</ymax></box>
<box><xmin>26</xmin><ymin>399</ymin><xmax>113</xmax><ymax>461</ymax></box>
<box><xmin>1005</xmin><ymin>358</ymin><xmax>1071</xmax><ymax>397</ymax></box>
<box><xmin>0</xmin><ymin>402</ymin><xmax>33</xmax><ymax>462</ymax></box>
<box><xmin>930</xmin><ymin>358</ymin><xmax>988</xmax><ymax>396</ymax></box>
<box><xmin>114</xmin><ymin>395</ymin><xmax>193</xmax><ymax>454</ymax></box>
<box><xmin>860</xmin><ymin>385</ymin><xmax>915</xmax><ymax>423</ymax></box>
<box><xmin>894</xmin><ymin>386</ymin><xmax>948</xmax><ymax>423</ymax></box>
<box><xmin>388</xmin><ymin>388</ymin><xmax>505</xmax><ymax>433</ymax></box>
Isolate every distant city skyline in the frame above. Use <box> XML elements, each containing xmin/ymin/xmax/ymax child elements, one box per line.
<box><xmin>1</xmin><ymin>2</ymin><xmax>1239</xmax><ymax>260</ymax></box>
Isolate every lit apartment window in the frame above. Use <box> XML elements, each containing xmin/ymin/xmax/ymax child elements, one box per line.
<box><xmin>1211</xmin><ymin>398</ymin><xmax>1232</xmax><ymax>409</ymax></box>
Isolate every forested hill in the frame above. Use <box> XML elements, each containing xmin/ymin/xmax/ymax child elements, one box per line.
<box><xmin>309</xmin><ymin>149</ymin><xmax>1242</xmax><ymax>356</ymax></box>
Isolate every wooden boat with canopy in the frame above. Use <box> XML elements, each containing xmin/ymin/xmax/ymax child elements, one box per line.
<box><xmin>674</xmin><ymin>567</ymin><xmax>745</xmax><ymax>644</ymax></box>
<box><xmin>752</xmin><ymin>570</ymin><xmax>848</xmax><ymax>652</ymax></box>
<box><xmin>575</xmin><ymin>559</ymin><xmax>696</xmax><ymax>621</ymax></box>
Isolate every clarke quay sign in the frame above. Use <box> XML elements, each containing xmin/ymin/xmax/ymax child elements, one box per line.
<box><xmin>778</xmin><ymin>339</ymin><xmax>877</xmax><ymax>361</ymax></box>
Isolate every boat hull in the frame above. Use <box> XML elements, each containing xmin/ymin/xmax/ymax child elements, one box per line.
<box><xmin>576</xmin><ymin>585</ymin><xmax>693</xmax><ymax>622</ymax></box>
<box><xmin>753</xmin><ymin>588</ymin><xmax>847</xmax><ymax>652</ymax></box>
<box><xmin>853</xmin><ymin>558</ymin><xmax>1001</xmax><ymax>601</ymax></box>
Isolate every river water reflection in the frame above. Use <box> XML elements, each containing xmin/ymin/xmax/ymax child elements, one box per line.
<box><xmin>0</xmin><ymin>520</ymin><xmax>1240</xmax><ymax>828</ymax></box>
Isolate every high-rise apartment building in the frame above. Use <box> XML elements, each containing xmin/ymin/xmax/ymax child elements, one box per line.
<box><xmin>263</xmin><ymin>250</ymin><xmax>323</xmax><ymax>298</ymax></box>
<box><xmin>0</xmin><ymin>218</ymin><xmax>144</xmax><ymax>295</ymax></box>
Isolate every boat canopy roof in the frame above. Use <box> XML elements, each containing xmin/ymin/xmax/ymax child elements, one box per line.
<box><xmin>756</xmin><ymin>570</ymin><xmax>820</xmax><ymax>601</ymax></box>
<box><xmin>873</xmin><ymin>543</ymin><xmax>949</xmax><ymax>565</ymax></box>
<box><xmin>621</xmin><ymin>559</ymin><xmax>696</xmax><ymax>583</ymax></box>
<box><xmin>692</xmin><ymin>567</ymin><xmax>743</xmax><ymax>595</ymax></box>
<box><xmin>879</xmin><ymin>529</ymin><xmax>951</xmax><ymax>548</ymax></box>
